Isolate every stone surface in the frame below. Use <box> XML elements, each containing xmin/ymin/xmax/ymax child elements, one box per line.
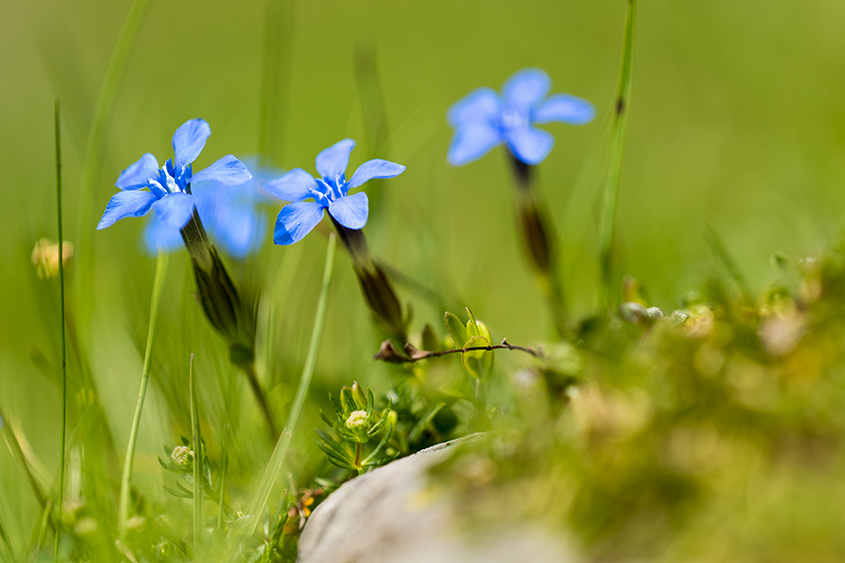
<box><xmin>296</xmin><ymin>436</ymin><xmax>577</xmax><ymax>563</ymax></box>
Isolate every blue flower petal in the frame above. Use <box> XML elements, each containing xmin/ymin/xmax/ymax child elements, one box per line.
<box><xmin>142</xmin><ymin>214</ymin><xmax>184</xmax><ymax>254</ymax></box>
<box><xmin>447</xmin><ymin>88</ymin><xmax>501</xmax><ymax>127</ymax></box>
<box><xmin>152</xmin><ymin>192</ymin><xmax>195</xmax><ymax>230</ymax></box>
<box><xmin>116</xmin><ymin>153</ymin><xmax>159</xmax><ymax>190</ymax></box>
<box><xmin>210</xmin><ymin>205</ymin><xmax>265</xmax><ymax>259</ymax></box>
<box><xmin>328</xmin><ymin>192</ymin><xmax>368</xmax><ymax>229</ymax></box>
<box><xmin>533</xmin><ymin>94</ymin><xmax>595</xmax><ymax>125</ymax></box>
<box><xmin>190</xmin><ymin>155</ymin><xmax>252</xmax><ymax>186</ymax></box>
<box><xmin>172</xmin><ymin>118</ymin><xmax>211</xmax><ymax>168</ymax></box>
<box><xmin>315</xmin><ymin>139</ymin><xmax>355</xmax><ymax>181</ymax></box>
<box><xmin>502</xmin><ymin>68</ymin><xmax>551</xmax><ymax>112</ymax></box>
<box><xmin>274</xmin><ymin>201</ymin><xmax>325</xmax><ymax>245</ymax></box>
<box><xmin>264</xmin><ymin>168</ymin><xmax>319</xmax><ymax>201</ymax></box>
<box><xmin>504</xmin><ymin>126</ymin><xmax>555</xmax><ymax>165</ymax></box>
<box><xmin>447</xmin><ymin>121</ymin><xmax>502</xmax><ymax>166</ymax></box>
<box><xmin>96</xmin><ymin>191</ymin><xmax>156</xmax><ymax>229</ymax></box>
<box><xmin>347</xmin><ymin>160</ymin><xmax>406</xmax><ymax>189</ymax></box>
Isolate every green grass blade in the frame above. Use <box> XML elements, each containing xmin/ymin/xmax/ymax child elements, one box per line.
<box><xmin>226</xmin><ymin>234</ymin><xmax>337</xmax><ymax>559</ymax></box>
<box><xmin>189</xmin><ymin>354</ymin><xmax>203</xmax><ymax>552</ymax></box>
<box><xmin>0</xmin><ymin>407</ymin><xmax>47</xmax><ymax>510</ymax></box>
<box><xmin>598</xmin><ymin>0</ymin><xmax>637</xmax><ymax>309</ymax></box>
<box><xmin>217</xmin><ymin>425</ymin><xmax>229</xmax><ymax>532</ymax></box>
<box><xmin>53</xmin><ymin>98</ymin><xmax>67</xmax><ymax>563</ymax></box>
<box><xmin>117</xmin><ymin>250</ymin><xmax>168</xmax><ymax>538</ymax></box>
<box><xmin>258</xmin><ymin>0</ymin><xmax>295</xmax><ymax>162</ymax></box>
<box><xmin>704</xmin><ymin>225</ymin><xmax>753</xmax><ymax>301</ymax></box>
<box><xmin>0</xmin><ymin>509</ymin><xmax>15</xmax><ymax>563</ymax></box>
<box><xmin>74</xmin><ymin>0</ymin><xmax>153</xmax><ymax>328</ymax></box>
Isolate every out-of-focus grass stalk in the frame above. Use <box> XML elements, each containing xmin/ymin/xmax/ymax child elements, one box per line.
<box><xmin>189</xmin><ymin>354</ymin><xmax>203</xmax><ymax>551</ymax></box>
<box><xmin>0</xmin><ymin>509</ymin><xmax>12</xmax><ymax>562</ymax></box>
<box><xmin>217</xmin><ymin>426</ymin><xmax>229</xmax><ymax>532</ymax></box>
<box><xmin>117</xmin><ymin>250</ymin><xmax>168</xmax><ymax>539</ymax></box>
<box><xmin>75</xmin><ymin>0</ymin><xmax>153</xmax><ymax>325</ymax></box>
<box><xmin>598</xmin><ymin>0</ymin><xmax>637</xmax><ymax>309</ymax></box>
<box><xmin>53</xmin><ymin>99</ymin><xmax>67</xmax><ymax>563</ymax></box>
<box><xmin>226</xmin><ymin>234</ymin><xmax>336</xmax><ymax>558</ymax></box>
<box><xmin>354</xmin><ymin>44</ymin><xmax>390</xmax><ymax>223</ymax></box>
<box><xmin>37</xmin><ymin>500</ymin><xmax>52</xmax><ymax>553</ymax></box>
<box><xmin>261</xmin><ymin>243</ymin><xmax>304</xmax><ymax>384</ymax></box>
<box><xmin>0</xmin><ymin>407</ymin><xmax>46</xmax><ymax>509</ymax></box>
<box><xmin>704</xmin><ymin>225</ymin><xmax>753</xmax><ymax>301</ymax></box>
<box><xmin>258</xmin><ymin>0</ymin><xmax>295</xmax><ymax>162</ymax></box>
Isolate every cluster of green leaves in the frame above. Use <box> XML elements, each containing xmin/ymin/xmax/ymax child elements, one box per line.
<box><xmin>433</xmin><ymin>244</ymin><xmax>845</xmax><ymax>563</ymax></box>
<box><xmin>316</xmin><ymin>384</ymin><xmax>394</xmax><ymax>476</ymax></box>
<box><xmin>444</xmin><ymin>308</ymin><xmax>494</xmax><ymax>382</ymax></box>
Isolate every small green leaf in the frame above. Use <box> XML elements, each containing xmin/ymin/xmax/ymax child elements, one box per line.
<box><xmin>421</xmin><ymin>323</ymin><xmax>440</xmax><ymax>351</ymax></box>
<box><xmin>408</xmin><ymin>402</ymin><xmax>445</xmax><ymax>443</ymax></box>
<box><xmin>461</xmin><ymin>336</ymin><xmax>493</xmax><ymax>380</ymax></box>
<box><xmin>341</xmin><ymin>387</ymin><xmax>357</xmax><ymax>413</ymax></box>
<box><xmin>328</xmin><ymin>393</ymin><xmax>344</xmax><ymax>420</ymax></box>
<box><xmin>465</xmin><ymin>307</ymin><xmax>480</xmax><ymax>338</ymax></box>
<box><xmin>476</xmin><ymin>320</ymin><xmax>492</xmax><ymax>343</ymax></box>
<box><xmin>444</xmin><ymin>311</ymin><xmax>468</xmax><ymax>347</ymax></box>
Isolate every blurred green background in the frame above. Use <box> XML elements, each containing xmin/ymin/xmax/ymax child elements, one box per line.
<box><xmin>2</xmin><ymin>0</ymin><xmax>845</xmax><ymax>553</ymax></box>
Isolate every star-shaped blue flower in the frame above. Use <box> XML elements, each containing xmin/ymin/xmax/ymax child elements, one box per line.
<box><xmin>447</xmin><ymin>68</ymin><xmax>595</xmax><ymax>167</ymax></box>
<box><xmin>143</xmin><ymin>158</ymin><xmax>276</xmax><ymax>259</ymax></box>
<box><xmin>266</xmin><ymin>139</ymin><xmax>405</xmax><ymax>245</ymax></box>
<box><xmin>97</xmin><ymin>118</ymin><xmax>252</xmax><ymax>231</ymax></box>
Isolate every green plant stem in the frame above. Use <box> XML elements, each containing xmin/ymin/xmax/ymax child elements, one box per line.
<box><xmin>243</xmin><ymin>362</ymin><xmax>278</xmax><ymax>440</ymax></box>
<box><xmin>189</xmin><ymin>354</ymin><xmax>203</xmax><ymax>552</ymax></box>
<box><xmin>53</xmin><ymin>99</ymin><xmax>67</xmax><ymax>563</ymax></box>
<box><xmin>226</xmin><ymin>234</ymin><xmax>336</xmax><ymax>556</ymax></box>
<box><xmin>118</xmin><ymin>250</ymin><xmax>168</xmax><ymax>539</ymax></box>
<box><xmin>598</xmin><ymin>0</ymin><xmax>637</xmax><ymax>309</ymax></box>
<box><xmin>75</xmin><ymin>0</ymin><xmax>153</xmax><ymax>328</ymax></box>
<box><xmin>507</xmin><ymin>155</ymin><xmax>567</xmax><ymax>336</ymax></box>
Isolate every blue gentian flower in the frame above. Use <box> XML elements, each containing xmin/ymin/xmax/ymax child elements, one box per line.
<box><xmin>265</xmin><ymin>139</ymin><xmax>405</xmax><ymax>245</ymax></box>
<box><xmin>447</xmin><ymin>68</ymin><xmax>595</xmax><ymax>166</ymax></box>
<box><xmin>97</xmin><ymin>118</ymin><xmax>252</xmax><ymax>231</ymax></box>
<box><xmin>143</xmin><ymin>158</ymin><xmax>277</xmax><ymax>258</ymax></box>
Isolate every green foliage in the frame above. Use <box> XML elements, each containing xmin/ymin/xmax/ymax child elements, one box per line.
<box><xmin>316</xmin><ymin>384</ymin><xmax>394</xmax><ymax>475</ymax></box>
<box><xmin>434</xmin><ymin>244</ymin><xmax>845</xmax><ymax>563</ymax></box>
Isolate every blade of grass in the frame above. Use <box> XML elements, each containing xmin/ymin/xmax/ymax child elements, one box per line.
<box><xmin>225</xmin><ymin>234</ymin><xmax>337</xmax><ymax>559</ymax></box>
<box><xmin>0</xmin><ymin>407</ymin><xmax>47</xmax><ymax>510</ymax></box>
<box><xmin>189</xmin><ymin>354</ymin><xmax>203</xmax><ymax>551</ymax></box>
<box><xmin>598</xmin><ymin>0</ymin><xmax>637</xmax><ymax>309</ymax></box>
<box><xmin>261</xmin><ymin>242</ymin><xmax>304</xmax><ymax>385</ymax></box>
<box><xmin>118</xmin><ymin>250</ymin><xmax>169</xmax><ymax>538</ymax></box>
<box><xmin>53</xmin><ymin>98</ymin><xmax>67</xmax><ymax>563</ymax></box>
<box><xmin>704</xmin><ymin>225</ymin><xmax>753</xmax><ymax>301</ymax></box>
<box><xmin>75</xmin><ymin>0</ymin><xmax>154</xmax><ymax>328</ymax></box>
<box><xmin>258</xmin><ymin>0</ymin><xmax>295</xmax><ymax>163</ymax></box>
<box><xmin>0</xmin><ymin>508</ymin><xmax>15</xmax><ymax>563</ymax></box>
<box><xmin>217</xmin><ymin>425</ymin><xmax>229</xmax><ymax>532</ymax></box>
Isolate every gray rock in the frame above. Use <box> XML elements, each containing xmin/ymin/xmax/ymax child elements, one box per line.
<box><xmin>297</xmin><ymin>436</ymin><xmax>578</xmax><ymax>563</ymax></box>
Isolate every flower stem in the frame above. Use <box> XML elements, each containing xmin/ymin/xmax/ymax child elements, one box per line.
<box><xmin>243</xmin><ymin>361</ymin><xmax>279</xmax><ymax>440</ymax></box>
<box><xmin>53</xmin><ymin>98</ymin><xmax>67</xmax><ymax>563</ymax></box>
<box><xmin>507</xmin><ymin>155</ymin><xmax>567</xmax><ymax>337</ymax></box>
<box><xmin>329</xmin><ymin>217</ymin><xmax>406</xmax><ymax>342</ymax></box>
<box><xmin>118</xmin><ymin>250</ymin><xmax>168</xmax><ymax>539</ymax></box>
<box><xmin>225</xmin><ymin>234</ymin><xmax>336</xmax><ymax>556</ymax></box>
<box><xmin>598</xmin><ymin>0</ymin><xmax>637</xmax><ymax>309</ymax></box>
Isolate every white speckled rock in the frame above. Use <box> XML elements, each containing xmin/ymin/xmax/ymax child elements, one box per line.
<box><xmin>296</xmin><ymin>436</ymin><xmax>578</xmax><ymax>563</ymax></box>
